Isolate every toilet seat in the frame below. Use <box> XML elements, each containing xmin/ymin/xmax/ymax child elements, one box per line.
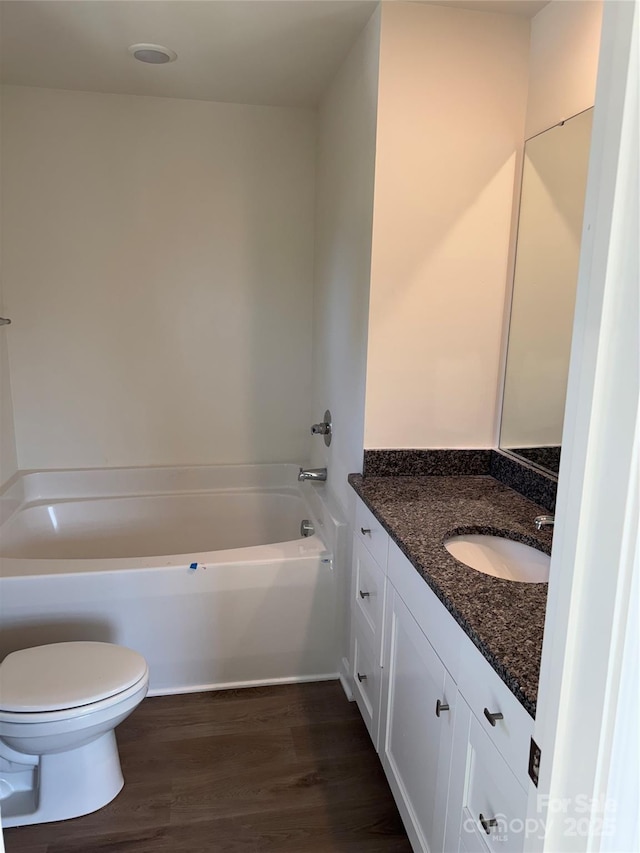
<box><xmin>0</xmin><ymin>642</ymin><xmax>148</xmax><ymax>718</ymax></box>
<box><xmin>0</xmin><ymin>674</ymin><xmax>149</xmax><ymax>726</ymax></box>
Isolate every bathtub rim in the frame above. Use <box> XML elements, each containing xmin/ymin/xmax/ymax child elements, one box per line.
<box><xmin>0</xmin><ymin>463</ymin><xmax>341</xmax><ymax>579</ymax></box>
<box><xmin>0</xmin><ymin>533</ymin><xmax>330</xmax><ymax>579</ymax></box>
<box><xmin>1</xmin><ymin>462</ymin><xmax>305</xmax><ymax>506</ymax></box>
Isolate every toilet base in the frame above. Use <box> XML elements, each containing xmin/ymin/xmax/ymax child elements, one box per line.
<box><xmin>1</xmin><ymin>730</ymin><xmax>124</xmax><ymax>828</ymax></box>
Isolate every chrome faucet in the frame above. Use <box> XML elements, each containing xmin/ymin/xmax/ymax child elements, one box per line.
<box><xmin>534</xmin><ymin>515</ymin><xmax>555</xmax><ymax>530</ymax></box>
<box><xmin>298</xmin><ymin>467</ymin><xmax>327</xmax><ymax>482</ymax></box>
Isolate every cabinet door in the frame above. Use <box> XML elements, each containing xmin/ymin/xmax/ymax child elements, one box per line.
<box><xmin>458</xmin><ymin>716</ymin><xmax>529</xmax><ymax>853</ymax></box>
<box><xmin>380</xmin><ymin>585</ymin><xmax>456</xmax><ymax>853</ymax></box>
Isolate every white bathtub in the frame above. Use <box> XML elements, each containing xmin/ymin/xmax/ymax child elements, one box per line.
<box><xmin>0</xmin><ymin>464</ymin><xmax>346</xmax><ymax>694</ymax></box>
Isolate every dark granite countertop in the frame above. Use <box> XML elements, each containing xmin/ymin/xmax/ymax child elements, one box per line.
<box><xmin>348</xmin><ymin>473</ymin><xmax>553</xmax><ymax>717</ymax></box>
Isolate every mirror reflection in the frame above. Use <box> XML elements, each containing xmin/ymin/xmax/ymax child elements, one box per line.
<box><xmin>500</xmin><ymin>108</ymin><xmax>594</xmax><ymax>476</ymax></box>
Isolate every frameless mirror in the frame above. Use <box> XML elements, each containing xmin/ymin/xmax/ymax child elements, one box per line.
<box><xmin>500</xmin><ymin>108</ymin><xmax>594</xmax><ymax>476</ymax></box>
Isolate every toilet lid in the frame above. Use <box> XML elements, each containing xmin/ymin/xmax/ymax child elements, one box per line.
<box><xmin>0</xmin><ymin>642</ymin><xmax>148</xmax><ymax>712</ymax></box>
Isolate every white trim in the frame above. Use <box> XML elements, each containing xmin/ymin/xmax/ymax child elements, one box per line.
<box><xmin>494</xmin><ymin>140</ymin><xmax>527</xmax><ymax>447</ymax></box>
<box><xmin>147</xmin><ymin>672</ymin><xmax>340</xmax><ymax>698</ymax></box>
<box><xmin>339</xmin><ymin>657</ymin><xmax>355</xmax><ymax>702</ymax></box>
<box><xmin>600</xmin><ymin>524</ymin><xmax>640</xmax><ymax>853</ymax></box>
<box><xmin>526</xmin><ymin>1</ymin><xmax>639</xmax><ymax>850</ymax></box>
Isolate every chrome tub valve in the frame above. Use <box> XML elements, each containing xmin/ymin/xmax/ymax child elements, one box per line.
<box><xmin>310</xmin><ymin>410</ymin><xmax>332</xmax><ymax>447</ymax></box>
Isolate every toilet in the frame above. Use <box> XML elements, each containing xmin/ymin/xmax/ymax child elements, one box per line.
<box><xmin>0</xmin><ymin>641</ymin><xmax>149</xmax><ymax>827</ymax></box>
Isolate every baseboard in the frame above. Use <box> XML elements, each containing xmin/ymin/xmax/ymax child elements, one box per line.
<box><xmin>147</xmin><ymin>672</ymin><xmax>339</xmax><ymax>697</ymax></box>
<box><xmin>338</xmin><ymin>656</ymin><xmax>354</xmax><ymax>701</ymax></box>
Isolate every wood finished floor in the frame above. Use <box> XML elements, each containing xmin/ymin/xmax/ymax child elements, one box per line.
<box><xmin>4</xmin><ymin>681</ymin><xmax>412</xmax><ymax>853</ymax></box>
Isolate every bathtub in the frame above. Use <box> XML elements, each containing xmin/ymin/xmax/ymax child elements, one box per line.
<box><xmin>0</xmin><ymin>464</ymin><xmax>346</xmax><ymax>694</ymax></box>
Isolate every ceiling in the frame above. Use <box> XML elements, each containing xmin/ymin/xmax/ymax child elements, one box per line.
<box><xmin>0</xmin><ymin>0</ymin><xmax>549</xmax><ymax>108</ymax></box>
<box><xmin>0</xmin><ymin>1</ymin><xmax>378</xmax><ymax>107</ymax></box>
<box><xmin>424</xmin><ymin>0</ymin><xmax>549</xmax><ymax>17</ymax></box>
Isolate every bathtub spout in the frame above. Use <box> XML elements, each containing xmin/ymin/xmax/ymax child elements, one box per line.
<box><xmin>298</xmin><ymin>468</ymin><xmax>327</xmax><ymax>482</ymax></box>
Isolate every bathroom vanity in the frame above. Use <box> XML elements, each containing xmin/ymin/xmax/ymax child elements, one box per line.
<box><xmin>347</xmin><ymin>473</ymin><xmax>553</xmax><ymax>853</ymax></box>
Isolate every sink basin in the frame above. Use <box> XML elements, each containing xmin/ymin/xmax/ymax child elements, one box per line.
<box><xmin>444</xmin><ymin>534</ymin><xmax>550</xmax><ymax>583</ymax></box>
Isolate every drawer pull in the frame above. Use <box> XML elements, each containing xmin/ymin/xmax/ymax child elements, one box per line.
<box><xmin>359</xmin><ymin>590</ymin><xmax>370</xmax><ymax>599</ymax></box>
<box><xmin>360</xmin><ymin>527</ymin><xmax>371</xmax><ymax>535</ymax></box>
<box><xmin>356</xmin><ymin>672</ymin><xmax>367</xmax><ymax>683</ymax></box>
<box><xmin>483</xmin><ymin>708</ymin><xmax>504</xmax><ymax>727</ymax></box>
<box><xmin>479</xmin><ymin>814</ymin><xmax>498</xmax><ymax>835</ymax></box>
<box><xmin>435</xmin><ymin>699</ymin><xmax>450</xmax><ymax>717</ymax></box>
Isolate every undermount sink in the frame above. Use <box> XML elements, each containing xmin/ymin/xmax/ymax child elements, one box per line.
<box><xmin>444</xmin><ymin>534</ymin><xmax>550</xmax><ymax>583</ymax></box>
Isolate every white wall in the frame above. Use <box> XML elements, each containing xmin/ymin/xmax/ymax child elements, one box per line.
<box><xmin>364</xmin><ymin>3</ymin><xmax>530</xmax><ymax>450</ymax></box>
<box><xmin>310</xmin><ymin>10</ymin><xmax>380</xmax><ymax>513</ymax></box>
<box><xmin>1</xmin><ymin>86</ymin><xmax>316</xmax><ymax>470</ymax></box>
<box><xmin>526</xmin><ymin>0</ymin><xmax>603</xmax><ymax>139</ymax></box>
<box><xmin>310</xmin><ymin>9</ymin><xmax>380</xmax><ymax>685</ymax></box>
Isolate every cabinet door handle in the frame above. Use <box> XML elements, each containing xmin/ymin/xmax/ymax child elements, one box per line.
<box><xmin>483</xmin><ymin>708</ymin><xmax>504</xmax><ymax>726</ymax></box>
<box><xmin>360</xmin><ymin>527</ymin><xmax>371</xmax><ymax>535</ymax></box>
<box><xmin>356</xmin><ymin>672</ymin><xmax>367</xmax><ymax>683</ymax></box>
<box><xmin>359</xmin><ymin>589</ymin><xmax>370</xmax><ymax>599</ymax></box>
<box><xmin>479</xmin><ymin>814</ymin><xmax>498</xmax><ymax>835</ymax></box>
<box><xmin>435</xmin><ymin>699</ymin><xmax>450</xmax><ymax>717</ymax></box>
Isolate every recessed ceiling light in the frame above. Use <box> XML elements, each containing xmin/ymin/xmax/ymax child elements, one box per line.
<box><xmin>128</xmin><ymin>44</ymin><xmax>177</xmax><ymax>64</ymax></box>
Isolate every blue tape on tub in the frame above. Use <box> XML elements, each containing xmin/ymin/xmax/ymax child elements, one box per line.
<box><xmin>189</xmin><ymin>563</ymin><xmax>198</xmax><ymax>570</ymax></box>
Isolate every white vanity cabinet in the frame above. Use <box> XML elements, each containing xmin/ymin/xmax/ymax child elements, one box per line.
<box><xmin>348</xmin><ymin>497</ymin><xmax>535</xmax><ymax>853</ymax></box>
<box><xmin>445</xmin><ymin>694</ymin><xmax>530</xmax><ymax>853</ymax></box>
<box><xmin>379</xmin><ymin>584</ymin><xmax>457</xmax><ymax>853</ymax></box>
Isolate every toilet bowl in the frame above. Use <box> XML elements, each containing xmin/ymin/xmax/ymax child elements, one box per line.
<box><xmin>0</xmin><ymin>641</ymin><xmax>149</xmax><ymax>827</ymax></box>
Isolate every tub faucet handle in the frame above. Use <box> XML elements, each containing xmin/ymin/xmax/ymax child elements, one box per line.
<box><xmin>311</xmin><ymin>422</ymin><xmax>330</xmax><ymax>435</ymax></box>
<box><xmin>310</xmin><ymin>410</ymin><xmax>332</xmax><ymax>447</ymax></box>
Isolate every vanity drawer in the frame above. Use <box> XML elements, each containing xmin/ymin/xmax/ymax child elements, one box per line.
<box><xmin>460</xmin><ymin>715</ymin><xmax>528</xmax><ymax>853</ymax></box>
<box><xmin>351</xmin><ymin>536</ymin><xmax>386</xmax><ymax>658</ymax></box>
<box><xmin>355</xmin><ymin>499</ymin><xmax>389</xmax><ymax>570</ymax></box>
<box><xmin>351</xmin><ymin>619</ymin><xmax>382</xmax><ymax>749</ymax></box>
<box><xmin>459</xmin><ymin>635</ymin><xmax>533</xmax><ymax>782</ymax></box>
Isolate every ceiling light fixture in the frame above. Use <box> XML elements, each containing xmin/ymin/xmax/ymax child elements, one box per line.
<box><xmin>128</xmin><ymin>43</ymin><xmax>177</xmax><ymax>64</ymax></box>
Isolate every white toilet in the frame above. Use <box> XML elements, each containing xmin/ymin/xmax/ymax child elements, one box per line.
<box><xmin>0</xmin><ymin>641</ymin><xmax>149</xmax><ymax>827</ymax></box>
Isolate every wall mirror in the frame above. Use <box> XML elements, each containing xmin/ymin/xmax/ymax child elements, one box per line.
<box><xmin>500</xmin><ymin>108</ymin><xmax>594</xmax><ymax>476</ymax></box>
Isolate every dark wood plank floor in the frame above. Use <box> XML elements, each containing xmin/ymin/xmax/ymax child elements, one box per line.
<box><xmin>4</xmin><ymin>681</ymin><xmax>412</xmax><ymax>853</ymax></box>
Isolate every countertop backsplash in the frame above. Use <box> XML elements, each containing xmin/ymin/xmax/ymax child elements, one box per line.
<box><xmin>362</xmin><ymin>449</ymin><xmax>557</xmax><ymax>512</ymax></box>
